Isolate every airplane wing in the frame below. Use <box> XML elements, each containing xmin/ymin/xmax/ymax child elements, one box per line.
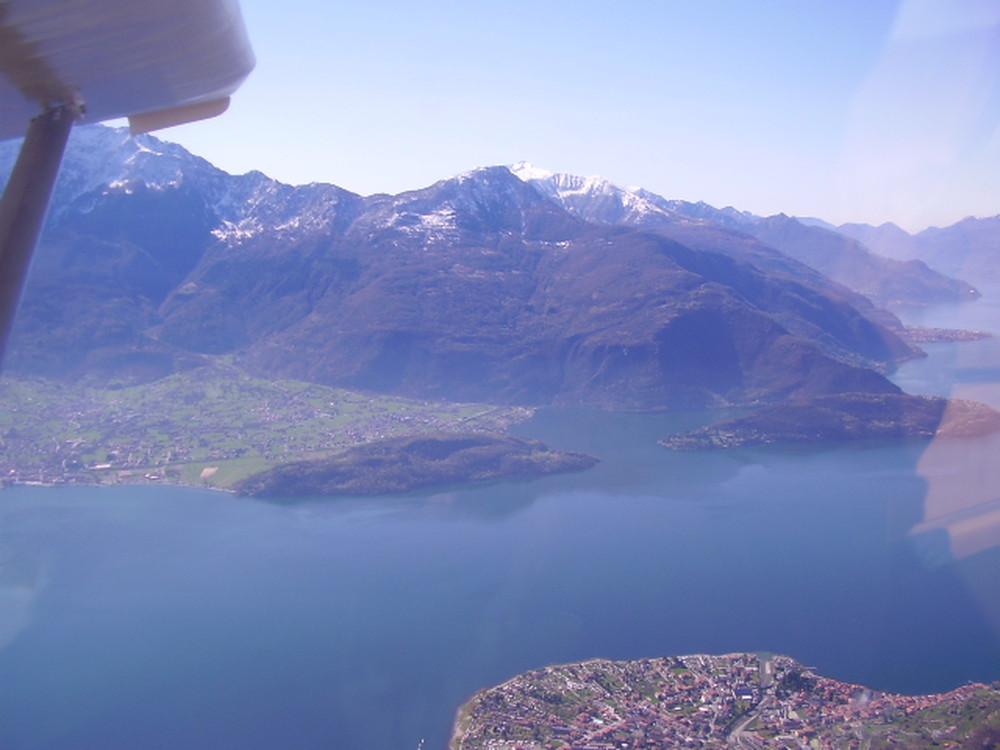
<box><xmin>0</xmin><ymin>0</ymin><xmax>255</xmax><ymax>139</ymax></box>
<box><xmin>0</xmin><ymin>0</ymin><xmax>255</xmax><ymax>362</ymax></box>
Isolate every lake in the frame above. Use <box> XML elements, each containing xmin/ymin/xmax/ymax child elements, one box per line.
<box><xmin>2</xmin><ymin>299</ymin><xmax>1000</xmax><ymax>750</ymax></box>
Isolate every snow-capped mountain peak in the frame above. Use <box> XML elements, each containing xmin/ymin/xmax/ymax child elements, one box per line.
<box><xmin>508</xmin><ymin>162</ymin><xmax>767</xmax><ymax>232</ymax></box>
<box><xmin>509</xmin><ymin>161</ymin><xmax>555</xmax><ymax>182</ymax></box>
<box><xmin>510</xmin><ymin>162</ymin><xmax>688</xmax><ymax>228</ymax></box>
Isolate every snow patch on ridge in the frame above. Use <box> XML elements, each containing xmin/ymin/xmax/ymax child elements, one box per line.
<box><xmin>420</xmin><ymin>208</ymin><xmax>457</xmax><ymax>230</ymax></box>
<box><xmin>211</xmin><ymin>219</ymin><xmax>263</xmax><ymax>242</ymax></box>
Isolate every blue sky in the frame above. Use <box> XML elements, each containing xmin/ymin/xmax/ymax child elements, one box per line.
<box><xmin>161</xmin><ymin>0</ymin><xmax>1000</xmax><ymax>232</ymax></box>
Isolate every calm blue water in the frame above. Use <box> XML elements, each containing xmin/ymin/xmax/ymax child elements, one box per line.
<box><xmin>2</xmin><ymin>300</ymin><xmax>1000</xmax><ymax>750</ymax></box>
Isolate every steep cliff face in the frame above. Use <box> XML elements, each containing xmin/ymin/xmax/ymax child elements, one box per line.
<box><xmin>4</xmin><ymin>127</ymin><xmax>915</xmax><ymax>407</ymax></box>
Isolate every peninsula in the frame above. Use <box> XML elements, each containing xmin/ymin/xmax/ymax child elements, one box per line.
<box><xmin>902</xmin><ymin>325</ymin><xmax>993</xmax><ymax>344</ymax></box>
<box><xmin>660</xmin><ymin>392</ymin><xmax>1000</xmax><ymax>450</ymax></box>
<box><xmin>235</xmin><ymin>432</ymin><xmax>598</xmax><ymax>497</ymax></box>
<box><xmin>451</xmin><ymin>653</ymin><xmax>1000</xmax><ymax>749</ymax></box>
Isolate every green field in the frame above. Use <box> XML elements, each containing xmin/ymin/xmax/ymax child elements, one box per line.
<box><xmin>0</xmin><ymin>363</ymin><xmax>531</xmax><ymax>489</ymax></box>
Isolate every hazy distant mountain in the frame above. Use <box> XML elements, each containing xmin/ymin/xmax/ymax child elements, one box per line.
<box><xmin>513</xmin><ymin>164</ymin><xmax>978</xmax><ymax>308</ymax></box>
<box><xmin>1</xmin><ymin>127</ymin><xmax>918</xmax><ymax>408</ymax></box>
<box><xmin>914</xmin><ymin>217</ymin><xmax>1000</xmax><ymax>287</ymax></box>
<box><xmin>794</xmin><ymin>217</ymin><xmax>839</xmax><ymax>231</ymax></box>
<box><xmin>837</xmin><ymin>221</ymin><xmax>917</xmax><ymax>261</ymax></box>
<box><xmin>746</xmin><ymin>215</ymin><xmax>978</xmax><ymax>307</ymax></box>
<box><xmin>839</xmin><ymin>217</ymin><xmax>1000</xmax><ymax>288</ymax></box>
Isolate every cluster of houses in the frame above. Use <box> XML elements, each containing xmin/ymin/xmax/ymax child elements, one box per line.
<box><xmin>453</xmin><ymin>654</ymin><xmax>995</xmax><ymax>750</ymax></box>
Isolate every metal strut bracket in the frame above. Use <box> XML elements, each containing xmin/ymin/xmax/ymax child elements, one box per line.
<box><xmin>0</xmin><ymin>103</ymin><xmax>77</xmax><ymax>364</ymax></box>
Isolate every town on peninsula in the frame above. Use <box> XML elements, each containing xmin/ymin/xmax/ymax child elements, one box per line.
<box><xmin>451</xmin><ymin>653</ymin><xmax>1000</xmax><ymax>750</ymax></box>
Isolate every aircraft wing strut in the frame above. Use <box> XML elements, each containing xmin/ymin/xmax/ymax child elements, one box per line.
<box><xmin>0</xmin><ymin>0</ymin><xmax>254</xmax><ymax>364</ymax></box>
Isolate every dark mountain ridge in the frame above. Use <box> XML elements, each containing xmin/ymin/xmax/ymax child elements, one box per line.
<box><xmin>170</xmin><ymin>167</ymin><xmax>906</xmax><ymax>407</ymax></box>
<box><xmin>0</xmin><ymin>127</ymin><xmax>930</xmax><ymax>408</ymax></box>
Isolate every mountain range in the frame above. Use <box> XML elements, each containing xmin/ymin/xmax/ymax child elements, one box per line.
<box><xmin>840</xmin><ymin>217</ymin><xmax>1000</xmax><ymax>287</ymax></box>
<box><xmin>512</xmin><ymin>163</ymin><xmax>979</xmax><ymax>308</ymax></box>
<box><xmin>1</xmin><ymin>126</ymin><xmax>994</xmax><ymax>410</ymax></box>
